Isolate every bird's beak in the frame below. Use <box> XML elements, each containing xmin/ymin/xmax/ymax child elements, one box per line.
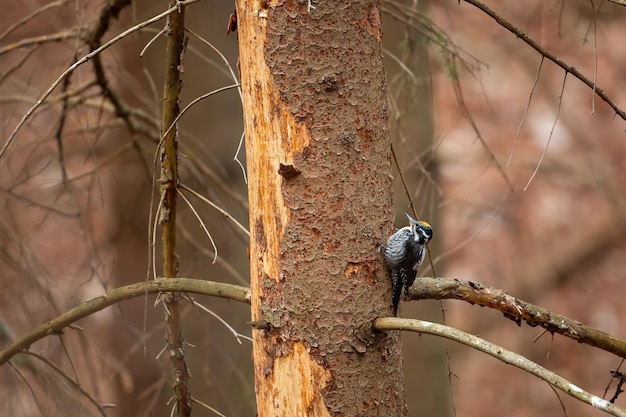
<box><xmin>405</xmin><ymin>212</ymin><xmax>417</xmax><ymax>224</ymax></box>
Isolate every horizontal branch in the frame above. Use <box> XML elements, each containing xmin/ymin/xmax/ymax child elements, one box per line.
<box><xmin>0</xmin><ymin>278</ymin><xmax>250</xmax><ymax>365</ymax></box>
<box><xmin>411</xmin><ymin>277</ymin><xmax>626</xmax><ymax>359</ymax></box>
<box><xmin>373</xmin><ymin>317</ymin><xmax>626</xmax><ymax>417</ymax></box>
<box><xmin>4</xmin><ymin>275</ymin><xmax>625</xmax><ymax>374</ymax></box>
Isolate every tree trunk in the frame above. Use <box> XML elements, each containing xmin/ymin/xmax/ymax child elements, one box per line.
<box><xmin>236</xmin><ymin>1</ymin><xmax>408</xmax><ymax>415</ymax></box>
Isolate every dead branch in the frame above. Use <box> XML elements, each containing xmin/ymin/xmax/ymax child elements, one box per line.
<box><xmin>411</xmin><ymin>277</ymin><xmax>626</xmax><ymax>359</ymax></box>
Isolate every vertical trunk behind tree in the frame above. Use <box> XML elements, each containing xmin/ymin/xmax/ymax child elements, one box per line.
<box><xmin>236</xmin><ymin>1</ymin><xmax>408</xmax><ymax>415</ymax></box>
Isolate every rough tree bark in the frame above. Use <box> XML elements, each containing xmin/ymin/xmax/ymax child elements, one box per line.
<box><xmin>236</xmin><ymin>1</ymin><xmax>408</xmax><ymax>415</ymax></box>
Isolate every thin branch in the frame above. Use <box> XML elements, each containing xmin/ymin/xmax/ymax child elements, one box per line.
<box><xmin>506</xmin><ymin>56</ymin><xmax>543</xmax><ymax>168</ymax></box>
<box><xmin>547</xmin><ymin>383</ymin><xmax>568</xmax><ymax>416</ymax></box>
<box><xmin>604</xmin><ymin>360</ymin><xmax>625</xmax><ymax>400</ymax></box>
<box><xmin>192</xmin><ymin>300</ymin><xmax>252</xmax><ymax>344</ymax></box>
<box><xmin>160</xmin><ymin>83</ymin><xmax>241</xmax><ymax>142</ymax></box>
<box><xmin>431</xmin><ymin>193</ymin><xmax>511</xmax><ymax>263</ymax></box>
<box><xmin>462</xmin><ymin>0</ymin><xmax>626</xmax><ymax>121</ymax></box>
<box><xmin>21</xmin><ymin>351</ymin><xmax>112</xmax><ymax>416</ymax></box>
<box><xmin>0</xmin><ymin>0</ymin><xmax>70</xmax><ymax>42</ymax></box>
<box><xmin>608</xmin><ymin>370</ymin><xmax>626</xmax><ymax>403</ymax></box>
<box><xmin>0</xmin><ymin>46</ymin><xmax>38</xmax><ymax>85</ymax></box>
<box><xmin>54</xmin><ymin>62</ymin><xmax>74</xmax><ymax>183</ymax></box>
<box><xmin>7</xmin><ymin>362</ymin><xmax>47</xmax><ymax>416</ymax></box>
<box><xmin>233</xmin><ymin>130</ymin><xmax>248</xmax><ymax>184</ymax></box>
<box><xmin>140</xmin><ymin>26</ymin><xmax>167</xmax><ymax>56</ymax></box>
<box><xmin>523</xmin><ymin>73</ymin><xmax>568</xmax><ymax>191</ymax></box>
<box><xmin>184</xmin><ymin>28</ymin><xmax>242</xmax><ymax>102</ymax></box>
<box><xmin>383</xmin><ymin>48</ymin><xmax>418</xmax><ymax>82</ymax></box>
<box><xmin>382</xmin><ymin>1</ymin><xmax>487</xmax><ymax>76</ymax></box>
<box><xmin>191</xmin><ymin>397</ymin><xmax>226</xmax><ymax>417</ymax></box>
<box><xmin>0</xmin><ymin>30</ymin><xmax>80</xmax><ymax>55</ymax></box>
<box><xmin>410</xmin><ymin>277</ymin><xmax>626</xmax><ymax>359</ymax></box>
<box><xmin>179</xmin><ymin>183</ymin><xmax>249</xmax><ymax>240</ymax></box>
<box><xmin>183</xmin><ymin>27</ymin><xmax>248</xmax><ymax>183</ymax></box>
<box><xmin>451</xmin><ymin>73</ymin><xmax>515</xmax><ymax>191</ymax></box>
<box><xmin>588</xmin><ymin>0</ymin><xmax>598</xmax><ymax>115</ymax></box>
<box><xmin>86</xmin><ymin>0</ymin><xmax>136</xmax><ymax>131</ymax></box>
<box><xmin>0</xmin><ymin>187</ymin><xmax>78</xmax><ymax>217</ymax></box>
<box><xmin>390</xmin><ymin>142</ymin><xmax>419</xmax><ymax>218</ymax></box>
<box><xmin>0</xmin><ymin>0</ymin><xmax>201</xmax><ymax>162</ymax></box>
<box><xmin>178</xmin><ymin>226</ymin><xmax>249</xmax><ymax>286</ymax></box>
<box><xmin>179</xmin><ymin>189</ymin><xmax>218</xmax><ymax>264</ymax></box>
<box><xmin>373</xmin><ymin>317</ymin><xmax>626</xmax><ymax>417</ymax></box>
<box><xmin>0</xmin><ymin>278</ymin><xmax>250</xmax><ymax>366</ymax></box>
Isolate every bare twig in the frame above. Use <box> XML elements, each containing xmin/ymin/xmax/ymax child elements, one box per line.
<box><xmin>0</xmin><ymin>0</ymin><xmax>70</xmax><ymax>42</ymax></box>
<box><xmin>191</xmin><ymin>397</ymin><xmax>226</xmax><ymax>417</ymax></box>
<box><xmin>604</xmin><ymin>360</ymin><xmax>625</xmax><ymax>400</ymax></box>
<box><xmin>588</xmin><ymin>0</ymin><xmax>598</xmax><ymax>114</ymax></box>
<box><xmin>21</xmin><ymin>351</ymin><xmax>112</xmax><ymax>416</ymax></box>
<box><xmin>183</xmin><ymin>28</ymin><xmax>248</xmax><ymax>183</ymax></box>
<box><xmin>461</xmin><ymin>0</ymin><xmax>626</xmax><ymax>122</ymax></box>
<box><xmin>178</xmin><ymin>226</ymin><xmax>248</xmax><ymax>286</ymax></box>
<box><xmin>608</xmin><ymin>370</ymin><xmax>626</xmax><ymax>403</ymax></box>
<box><xmin>523</xmin><ymin>73</ymin><xmax>568</xmax><ymax>191</ymax></box>
<box><xmin>179</xmin><ymin>189</ymin><xmax>218</xmax><ymax>264</ymax></box>
<box><xmin>192</xmin><ymin>300</ymin><xmax>252</xmax><ymax>344</ymax></box>
<box><xmin>160</xmin><ymin>83</ymin><xmax>241</xmax><ymax>142</ymax></box>
<box><xmin>450</xmin><ymin>73</ymin><xmax>515</xmax><ymax>191</ymax></box>
<box><xmin>0</xmin><ymin>0</ymin><xmax>201</xmax><ymax>162</ymax></box>
<box><xmin>0</xmin><ymin>30</ymin><xmax>80</xmax><ymax>55</ymax></box>
<box><xmin>506</xmin><ymin>57</ymin><xmax>543</xmax><ymax>168</ymax></box>
<box><xmin>179</xmin><ymin>183</ymin><xmax>249</xmax><ymax>240</ymax></box>
<box><xmin>86</xmin><ymin>0</ymin><xmax>136</xmax><ymax>131</ymax></box>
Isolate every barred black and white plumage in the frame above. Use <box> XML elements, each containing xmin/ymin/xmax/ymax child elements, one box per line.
<box><xmin>384</xmin><ymin>213</ymin><xmax>433</xmax><ymax>316</ymax></box>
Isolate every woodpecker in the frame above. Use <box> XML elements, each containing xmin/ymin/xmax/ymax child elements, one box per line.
<box><xmin>384</xmin><ymin>213</ymin><xmax>433</xmax><ymax>316</ymax></box>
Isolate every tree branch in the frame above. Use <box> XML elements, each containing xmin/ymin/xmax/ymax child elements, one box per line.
<box><xmin>4</xmin><ymin>273</ymin><xmax>626</xmax><ymax>408</ymax></box>
<box><xmin>461</xmin><ymin>0</ymin><xmax>626</xmax><ymax>122</ymax></box>
<box><xmin>159</xmin><ymin>0</ymin><xmax>189</xmax><ymax>414</ymax></box>
<box><xmin>0</xmin><ymin>0</ymin><xmax>201</xmax><ymax>162</ymax></box>
<box><xmin>373</xmin><ymin>317</ymin><xmax>626</xmax><ymax>417</ymax></box>
<box><xmin>85</xmin><ymin>0</ymin><xmax>134</xmax><ymax>130</ymax></box>
<box><xmin>21</xmin><ymin>351</ymin><xmax>113</xmax><ymax>416</ymax></box>
<box><xmin>0</xmin><ymin>278</ymin><xmax>250</xmax><ymax>366</ymax></box>
<box><xmin>411</xmin><ymin>277</ymin><xmax>626</xmax><ymax>359</ymax></box>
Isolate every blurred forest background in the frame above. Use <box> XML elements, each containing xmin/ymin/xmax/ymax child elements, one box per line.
<box><xmin>0</xmin><ymin>0</ymin><xmax>625</xmax><ymax>416</ymax></box>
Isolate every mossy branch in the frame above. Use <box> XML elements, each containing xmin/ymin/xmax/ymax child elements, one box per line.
<box><xmin>0</xmin><ymin>278</ymin><xmax>250</xmax><ymax>366</ymax></box>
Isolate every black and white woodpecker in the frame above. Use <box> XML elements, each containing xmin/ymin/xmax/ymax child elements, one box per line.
<box><xmin>383</xmin><ymin>213</ymin><xmax>433</xmax><ymax>316</ymax></box>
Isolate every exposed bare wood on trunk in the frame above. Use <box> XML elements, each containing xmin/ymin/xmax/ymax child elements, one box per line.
<box><xmin>236</xmin><ymin>1</ymin><xmax>408</xmax><ymax>415</ymax></box>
